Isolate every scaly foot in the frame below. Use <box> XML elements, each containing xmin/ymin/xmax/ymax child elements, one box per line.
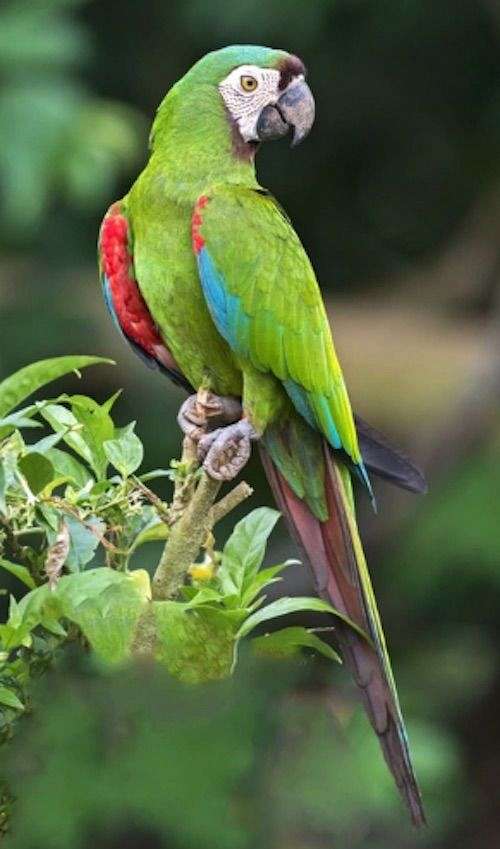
<box><xmin>198</xmin><ymin>419</ymin><xmax>258</xmax><ymax>481</ymax></box>
<box><xmin>177</xmin><ymin>392</ymin><xmax>242</xmax><ymax>442</ymax></box>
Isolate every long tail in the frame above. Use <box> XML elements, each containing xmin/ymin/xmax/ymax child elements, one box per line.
<box><xmin>260</xmin><ymin>437</ymin><xmax>426</xmax><ymax>826</ymax></box>
<box><xmin>355</xmin><ymin>415</ymin><xmax>427</xmax><ymax>495</ymax></box>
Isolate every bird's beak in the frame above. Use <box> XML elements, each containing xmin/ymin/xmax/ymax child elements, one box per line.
<box><xmin>256</xmin><ymin>79</ymin><xmax>315</xmax><ymax>147</ymax></box>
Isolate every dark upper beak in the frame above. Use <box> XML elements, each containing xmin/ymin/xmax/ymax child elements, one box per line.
<box><xmin>256</xmin><ymin>79</ymin><xmax>315</xmax><ymax>147</ymax></box>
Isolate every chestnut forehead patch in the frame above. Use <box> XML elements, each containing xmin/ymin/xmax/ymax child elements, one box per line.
<box><xmin>278</xmin><ymin>55</ymin><xmax>306</xmax><ymax>90</ymax></box>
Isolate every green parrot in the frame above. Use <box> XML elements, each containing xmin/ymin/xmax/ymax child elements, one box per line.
<box><xmin>99</xmin><ymin>45</ymin><xmax>426</xmax><ymax>825</ymax></box>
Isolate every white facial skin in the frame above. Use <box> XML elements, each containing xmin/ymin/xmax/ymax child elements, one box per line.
<box><xmin>218</xmin><ymin>64</ymin><xmax>304</xmax><ymax>142</ymax></box>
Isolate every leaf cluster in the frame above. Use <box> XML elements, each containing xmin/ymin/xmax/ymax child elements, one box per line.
<box><xmin>0</xmin><ymin>356</ymin><xmax>171</xmax><ymax>737</ymax></box>
<box><xmin>0</xmin><ymin>356</ymin><xmax>344</xmax><ymax>780</ymax></box>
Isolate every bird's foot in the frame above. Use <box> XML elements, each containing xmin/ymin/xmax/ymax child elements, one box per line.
<box><xmin>177</xmin><ymin>391</ymin><xmax>242</xmax><ymax>442</ymax></box>
<box><xmin>198</xmin><ymin>419</ymin><xmax>258</xmax><ymax>481</ymax></box>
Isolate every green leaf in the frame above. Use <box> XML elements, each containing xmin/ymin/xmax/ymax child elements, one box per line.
<box><xmin>184</xmin><ymin>588</ymin><xmax>225</xmax><ymax>608</ymax></box>
<box><xmin>8</xmin><ymin>595</ymin><xmax>22</xmax><ymax>629</ymax></box>
<box><xmin>252</xmin><ymin>626</ymin><xmax>341</xmax><ymax>662</ymax></box>
<box><xmin>64</xmin><ymin>515</ymin><xmax>104</xmax><ymax>571</ymax></box>
<box><xmin>0</xmin><ymin>686</ymin><xmax>24</xmax><ymax>711</ymax></box>
<box><xmin>152</xmin><ymin>601</ymin><xmax>238</xmax><ymax>682</ymax></box>
<box><xmin>131</xmin><ymin>519</ymin><xmax>170</xmax><ymax>550</ymax></box>
<box><xmin>218</xmin><ymin>508</ymin><xmax>281</xmax><ymax>597</ymax></box>
<box><xmin>101</xmin><ymin>389</ymin><xmax>122</xmax><ymax>414</ymax></box>
<box><xmin>0</xmin><ymin>568</ymin><xmax>147</xmax><ymax>661</ymax></box>
<box><xmin>1</xmin><ymin>429</ymin><xmax>25</xmax><ymax>456</ymax></box>
<box><xmin>68</xmin><ymin>394</ymin><xmax>115</xmax><ymax>478</ymax></box>
<box><xmin>45</xmin><ymin>447</ymin><xmax>93</xmax><ymax>488</ymax></box>
<box><xmin>236</xmin><ymin>596</ymin><xmax>365</xmax><ymax>640</ymax></box>
<box><xmin>0</xmin><ymin>406</ymin><xmax>42</xmax><ymax>432</ymax></box>
<box><xmin>40</xmin><ymin>401</ymin><xmax>112</xmax><ymax>480</ymax></box>
<box><xmin>240</xmin><ymin>561</ymin><xmax>296</xmax><ymax>608</ymax></box>
<box><xmin>0</xmin><ymin>355</ymin><xmax>113</xmax><ymax>419</ymax></box>
<box><xmin>40</xmin><ymin>394</ymin><xmax>116</xmax><ymax>480</ymax></box>
<box><xmin>18</xmin><ymin>452</ymin><xmax>54</xmax><ymax>494</ymax></box>
<box><xmin>0</xmin><ymin>450</ymin><xmax>19</xmax><ymax>514</ymax></box>
<box><xmin>0</xmin><ymin>464</ymin><xmax>8</xmax><ymax>515</ymax></box>
<box><xmin>26</xmin><ymin>431</ymin><xmax>67</xmax><ymax>455</ymax></box>
<box><xmin>55</xmin><ymin>569</ymin><xmax>147</xmax><ymax>664</ymax></box>
<box><xmin>37</xmin><ymin>503</ymin><xmax>61</xmax><ymax>532</ymax></box>
<box><xmin>54</xmin><ymin>568</ymin><xmax>126</xmax><ymax>609</ymax></box>
<box><xmin>0</xmin><ymin>585</ymin><xmax>53</xmax><ymax>649</ymax></box>
<box><xmin>103</xmin><ymin>422</ymin><xmax>144</xmax><ymax>477</ymax></box>
<box><xmin>40</xmin><ymin>403</ymin><xmax>97</xmax><ymax>471</ymax></box>
<box><xmin>0</xmin><ymin>556</ymin><xmax>36</xmax><ymax>590</ymax></box>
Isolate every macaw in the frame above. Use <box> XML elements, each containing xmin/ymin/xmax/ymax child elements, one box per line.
<box><xmin>99</xmin><ymin>45</ymin><xmax>426</xmax><ymax>824</ymax></box>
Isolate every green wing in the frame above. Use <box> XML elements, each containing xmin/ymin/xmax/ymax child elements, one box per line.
<box><xmin>194</xmin><ymin>185</ymin><xmax>363</xmax><ymax>468</ymax></box>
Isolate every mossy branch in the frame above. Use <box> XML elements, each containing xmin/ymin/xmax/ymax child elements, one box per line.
<box><xmin>151</xmin><ymin>395</ymin><xmax>253</xmax><ymax>601</ymax></box>
<box><xmin>152</xmin><ymin>461</ymin><xmax>221</xmax><ymax>600</ymax></box>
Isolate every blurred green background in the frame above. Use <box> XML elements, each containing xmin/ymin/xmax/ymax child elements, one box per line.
<box><xmin>1</xmin><ymin>0</ymin><xmax>500</xmax><ymax>846</ymax></box>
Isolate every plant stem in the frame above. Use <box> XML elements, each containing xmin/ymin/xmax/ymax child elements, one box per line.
<box><xmin>151</xmin><ymin>389</ymin><xmax>253</xmax><ymax>601</ymax></box>
<box><xmin>152</xmin><ymin>470</ymin><xmax>221</xmax><ymax>600</ymax></box>
<box><xmin>168</xmin><ymin>436</ymin><xmax>199</xmax><ymax>524</ymax></box>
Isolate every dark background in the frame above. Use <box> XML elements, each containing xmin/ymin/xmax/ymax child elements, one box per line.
<box><xmin>1</xmin><ymin>0</ymin><xmax>500</xmax><ymax>846</ymax></box>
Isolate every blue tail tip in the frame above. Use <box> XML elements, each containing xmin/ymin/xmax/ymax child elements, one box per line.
<box><xmin>359</xmin><ymin>462</ymin><xmax>377</xmax><ymax>513</ymax></box>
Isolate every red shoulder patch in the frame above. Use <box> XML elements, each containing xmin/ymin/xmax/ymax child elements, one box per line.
<box><xmin>191</xmin><ymin>195</ymin><xmax>209</xmax><ymax>254</ymax></box>
<box><xmin>99</xmin><ymin>203</ymin><xmax>182</xmax><ymax>375</ymax></box>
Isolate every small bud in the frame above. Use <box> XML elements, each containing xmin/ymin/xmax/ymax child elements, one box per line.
<box><xmin>189</xmin><ymin>559</ymin><xmax>215</xmax><ymax>582</ymax></box>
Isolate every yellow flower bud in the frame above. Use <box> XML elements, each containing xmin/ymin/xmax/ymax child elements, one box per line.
<box><xmin>189</xmin><ymin>561</ymin><xmax>215</xmax><ymax>582</ymax></box>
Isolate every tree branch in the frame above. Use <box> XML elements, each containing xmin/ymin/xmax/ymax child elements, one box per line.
<box><xmin>151</xmin><ymin>393</ymin><xmax>253</xmax><ymax>601</ymax></box>
<box><xmin>152</xmin><ymin>464</ymin><xmax>221</xmax><ymax>600</ymax></box>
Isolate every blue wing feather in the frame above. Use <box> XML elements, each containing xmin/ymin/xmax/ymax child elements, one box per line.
<box><xmin>196</xmin><ymin>244</ymin><xmax>374</xmax><ymax>505</ymax></box>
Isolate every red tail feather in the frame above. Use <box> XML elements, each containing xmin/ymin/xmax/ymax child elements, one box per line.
<box><xmin>259</xmin><ymin>442</ymin><xmax>426</xmax><ymax>826</ymax></box>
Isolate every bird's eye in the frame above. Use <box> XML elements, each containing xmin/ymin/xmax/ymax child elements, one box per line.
<box><xmin>240</xmin><ymin>75</ymin><xmax>258</xmax><ymax>92</ymax></box>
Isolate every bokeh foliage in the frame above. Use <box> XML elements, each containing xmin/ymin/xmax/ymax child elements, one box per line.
<box><xmin>3</xmin><ymin>654</ymin><xmax>460</xmax><ymax>849</ymax></box>
<box><xmin>0</xmin><ymin>0</ymin><xmax>145</xmax><ymax>239</ymax></box>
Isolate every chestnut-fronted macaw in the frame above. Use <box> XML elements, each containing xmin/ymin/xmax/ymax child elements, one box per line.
<box><xmin>99</xmin><ymin>45</ymin><xmax>426</xmax><ymax>824</ymax></box>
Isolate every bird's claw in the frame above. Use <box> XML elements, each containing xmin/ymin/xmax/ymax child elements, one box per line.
<box><xmin>177</xmin><ymin>396</ymin><xmax>205</xmax><ymax>441</ymax></box>
<box><xmin>177</xmin><ymin>392</ymin><xmax>242</xmax><ymax>442</ymax></box>
<box><xmin>199</xmin><ymin>420</ymin><xmax>258</xmax><ymax>481</ymax></box>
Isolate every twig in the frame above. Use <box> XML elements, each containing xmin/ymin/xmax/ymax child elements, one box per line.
<box><xmin>132</xmin><ymin>477</ymin><xmax>172</xmax><ymax>524</ymax></box>
<box><xmin>210</xmin><ymin>481</ymin><xmax>253</xmax><ymax>525</ymax></box>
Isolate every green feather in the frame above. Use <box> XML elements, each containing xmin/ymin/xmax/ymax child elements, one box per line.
<box><xmin>198</xmin><ymin>185</ymin><xmax>361</xmax><ymax>464</ymax></box>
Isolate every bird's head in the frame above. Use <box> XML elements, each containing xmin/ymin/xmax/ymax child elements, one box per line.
<box><xmin>213</xmin><ymin>46</ymin><xmax>315</xmax><ymax>148</ymax></box>
<box><xmin>151</xmin><ymin>46</ymin><xmax>315</xmax><ymax>169</ymax></box>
